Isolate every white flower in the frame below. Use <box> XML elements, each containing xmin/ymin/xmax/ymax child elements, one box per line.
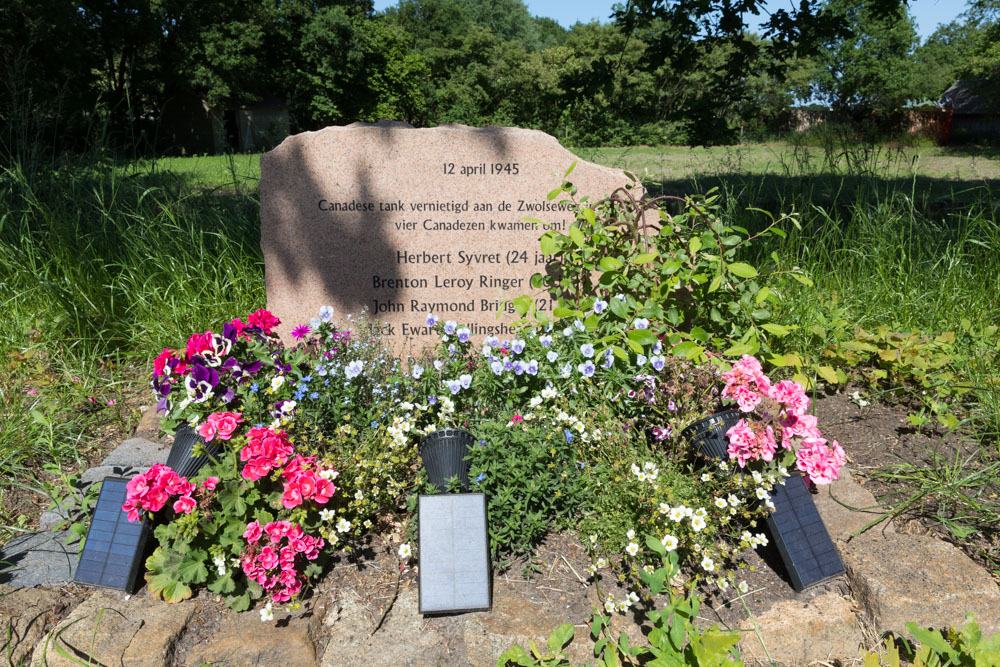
<box><xmin>336</xmin><ymin>518</ymin><xmax>351</xmax><ymax>533</ymax></box>
<box><xmin>668</xmin><ymin>506</ymin><xmax>687</xmax><ymax>522</ymax></box>
<box><xmin>529</xmin><ymin>396</ymin><xmax>543</xmax><ymax>408</ymax></box>
<box><xmin>701</xmin><ymin>472</ymin><xmax>712</xmax><ymax>482</ymax></box>
<box><xmin>626</xmin><ymin>529</ymin><xmax>636</xmax><ymax>540</ymax></box>
<box><xmin>625</xmin><ymin>542</ymin><xmax>639</xmax><ymax>557</ymax></box>
<box><xmin>259</xmin><ymin>601</ymin><xmax>274</xmax><ymax>622</ymax></box>
<box><xmin>604</xmin><ymin>598</ymin><xmax>616</xmax><ymax>613</ymax></box>
<box><xmin>636</xmin><ymin>471</ymin><xmax>647</xmax><ymax>482</ymax></box>
<box><xmin>715</xmin><ymin>497</ymin><xmax>728</xmax><ymax>509</ymax></box>
<box><xmin>755</xmin><ymin>532</ymin><xmax>769</xmax><ymax>547</ymax></box>
<box><xmin>658</xmin><ymin>502</ymin><xmax>670</xmax><ymax>515</ymax></box>
<box><xmin>701</xmin><ymin>556</ymin><xmax>715</xmax><ymax>572</ymax></box>
<box><xmin>752</xmin><ymin>470</ymin><xmax>764</xmax><ymax>484</ymax></box>
<box><xmin>691</xmin><ymin>516</ymin><xmax>707</xmax><ymax>532</ymax></box>
<box><xmin>661</xmin><ymin>534</ymin><xmax>678</xmax><ymax>551</ymax></box>
<box><xmin>627</xmin><ymin>591</ymin><xmax>640</xmax><ymax>604</ymax></box>
<box><xmin>541</xmin><ymin>386</ymin><xmax>557</xmax><ymax>399</ymax></box>
<box><xmin>319</xmin><ymin>509</ymin><xmax>335</xmax><ymax>522</ymax></box>
<box><xmin>270</xmin><ymin>375</ymin><xmax>285</xmax><ymax>391</ymax></box>
<box><xmin>693</xmin><ymin>507</ymin><xmax>707</xmax><ymax>519</ymax></box>
<box><xmin>616</xmin><ymin>600</ymin><xmax>629</xmax><ymax>613</ymax></box>
<box><xmin>596</xmin><ymin>557</ymin><xmax>607</xmax><ymax>569</ymax></box>
<box><xmin>643</xmin><ymin>564</ymin><xmax>654</xmax><ymax>574</ymax></box>
<box><xmin>756</xmin><ymin>488</ymin><xmax>769</xmax><ymax>500</ymax></box>
<box><xmin>738</xmin><ymin>580</ymin><xmax>749</xmax><ymax>594</ymax></box>
<box><xmin>398</xmin><ymin>543</ymin><xmax>412</xmax><ymax>559</ymax></box>
<box><xmin>355</xmin><ymin>490</ymin><xmax>364</xmax><ymax>501</ymax></box>
<box><xmin>717</xmin><ymin>577</ymin><xmax>729</xmax><ymax>591</ymax></box>
<box><xmin>727</xmin><ymin>494</ymin><xmax>740</xmax><ymax>506</ymax></box>
<box><xmin>327</xmin><ymin>532</ymin><xmax>339</xmax><ymax>546</ymax></box>
<box><xmin>631</xmin><ymin>463</ymin><xmax>641</xmax><ymax>475</ymax></box>
<box><xmin>589</xmin><ymin>534</ymin><xmax>598</xmax><ymax>545</ymax></box>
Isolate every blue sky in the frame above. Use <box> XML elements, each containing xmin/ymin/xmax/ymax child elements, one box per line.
<box><xmin>372</xmin><ymin>0</ymin><xmax>965</xmax><ymax>41</ymax></box>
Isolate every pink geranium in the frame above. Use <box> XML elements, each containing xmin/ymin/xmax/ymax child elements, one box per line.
<box><xmin>247</xmin><ymin>309</ymin><xmax>281</xmax><ymax>333</ymax></box>
<box><xmin>281</xmin><ymin>456</ymin><xmax>337</xmax><ymax>509</ymax></box>
<box><xmin>185</xmin><ymin>331</ymin><xmax>215</xmax><ymax>360</ymax></box>
<box><xmin>721</xmin><ymin>355</ymin><xmax>772</xmax><ymax>412</ymax></box>
<box><xmin>796</xmin><ymin>438</ymin><xmax>844</xmax><ymax>485</ymax></box>
<box><xmin>241</xmin><ymin>521</ymin><xmax>324</xmax><ymax>602</ymax></box>
<box><xmin>240</xmin><ymin>427</ymin><xmax>295</xmax><ymax>481</ymax></box>
<box><xmin>122</xmin><ymin>464</ymin><xmax>200</xmax><ymax>522</ymax></box>
<box><xmin>726</xmin><ymin>419</ymin><xmax>778</xmax><ymax>468</ymax></box>
<box><xmin>770</xmin><ymin>380</ymin><xmax>809</xmax><ymax>416</ymax></box>
<box><xmin>198</xmin><ymin>411</ymin><xmax>244</xmax><ymax>442</ymax></box>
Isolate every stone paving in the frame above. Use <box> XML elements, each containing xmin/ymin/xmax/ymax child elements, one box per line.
<box><xmin>2</xmin><ymin>415</ymin><xmax>998</xmax><ymax>666</ymax></box>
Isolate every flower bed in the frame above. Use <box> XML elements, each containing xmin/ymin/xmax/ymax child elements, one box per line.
<box><xmin>126</xmin><ymin>302</ymin><xmax>844</xmax><ymax>620</ymax></box>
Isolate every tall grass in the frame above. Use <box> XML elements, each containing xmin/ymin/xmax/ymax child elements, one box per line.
<box><xmin>0</xmin><ymin>157</ymin><xmax>264</xmax><ymax>528</ymax></box>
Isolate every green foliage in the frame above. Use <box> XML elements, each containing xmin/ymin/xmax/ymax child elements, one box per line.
<box><xmin>497</xmin><ymin>624</ymin><xmax>574</xmax><ymax>667</ymax></box>
<box><xmin>807</xmin><ymin>0</ymin><xmax>922</xmax><ymax>119</ymax></box>
<box><xmin>467</xmin><ymin>419</ymin><xmax>592</xmax><ymax>561</ymax></box>
<box><xmin>863</xmin><ymin>615</ymin><xmax>1000</xmax><ymax>666</ymax></box>
<box><xmin>531</xmin><ymin>179</ymin><xmax>805</xmax><ymax>362</ymax></box>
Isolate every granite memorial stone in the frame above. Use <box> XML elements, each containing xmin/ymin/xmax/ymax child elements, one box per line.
<box><xmin>260</xmin><ymin>121</ymin><xmax>634</xmax><ymax>352</ymax></box>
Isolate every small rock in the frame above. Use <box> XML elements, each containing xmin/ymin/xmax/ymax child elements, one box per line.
<box><xmin>100</xmin><ymin>437</ymin><xmax>170</xmax><ymax>469</ymax></box>
<box><xmin>187</xmin><ymin>603</ymin><xmax>323</xmax><ymax>666</ymax></box>
<box><xmin>133</xmin><ymin>407</ymin><xmax>169</xmax><ymax>443</ymax></box>
<box><xmin>844</xmin><ymin>531</ymin><xmax>1000</xmax><ymax>636</ymax></box>
<box><xmin>30</xmin><ymin>591</ymin><xmax>195</xmax><ymax>667</ymax></box>
<box><xmin>321</xmin><ymin>588</ymin><xmax>450</xmax><ymax>666</ymax></box>
<box><xmin>0</xmin><ymin>531</ymin><xmax>79</xmax><ymax>588</ymax></box>
<box><xmin>813</xmin><ymin>468</ymin><xmax>895</xmax><ymax>541</ymax></box>
<box><xmin>738</xmin><ymin>591</ymin><xmax>863</xmax><ymax>664</ymax></box>
<box><xmin>0</xmin><ymin>584</ymin><xmax>61</xmax><ymax>665</ymax></box>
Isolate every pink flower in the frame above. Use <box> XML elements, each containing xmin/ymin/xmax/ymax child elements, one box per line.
<box><xmin>291</xmin><ymin>325</ymin><xmax>311</xmax><ymax>340</ymax></box>
<box><xmin>726</xmin><ymin>419</ymin><xmax>777</xmax><ymax>467</ymax></box>
<box><xmin>185</xmin><ymin>331</ymin><xmax>214</xmax><ymax>360</ymax></box>
<box><xmin>201</xmin><ymin>476</ymin><xmax>219</xmax><ymax>490</ymax></box>
<box><xmin>247</xmin><ymin>309</ymin><xmax>281</xmax><ymax>333</ymax></box>
<box><xmin>198</xmin><ymin>420</ymin><xmax>217</xmax><ymax>441</ymax></box>
<box><xmin>721</xmin><ymin>355</ymin><xmax>772</xmax><ymax>413</ymax></box>
<box><xmin>243</xmin><ymin>520</ymin><xmax>263</xmax><ymax>543</ymax></box>
<box><xmin>796</xmin><ymin>438</ymin><xmax>844</xmax><ymax>485</ymax></box>
<box><xmin>172</xmin><ymin>495</ymin><xmax>196</xmax><ymax>514</ymax></box>
<box><xmin>258</xmin><ymin>547</ymin><xmax>279</xmax><ymax>570</ymax></box>
<box><xmin>770</xmin><ymin>380</ymin><xmax>809</xmax><ymax>416</ymax></box>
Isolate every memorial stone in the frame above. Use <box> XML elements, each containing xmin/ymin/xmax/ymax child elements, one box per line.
<box><xmin>260</xmin><ymin>121</ymin><xmax>634</xmax><ymax>353</ymax></box>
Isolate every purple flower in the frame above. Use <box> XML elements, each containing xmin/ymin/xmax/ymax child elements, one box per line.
<box><xmin>291</xmin><ymin>325</ymin><xmax>311</xmax><ymax>340</ymax></box>
<box><xmin>580</xmin><ymin>343</ymin><xmax>595</xmax><ymax>358</ymax></box>
<box><xmin>513</xmin><ymin>361</ymin><xmax>525</xmax><ymax>376</ymax></box>
<box><xmin>652</xmin><ymin>426</ymin><xmax>672</xmax><ymax>441</ymax></box>
<box><xmin>577</xmin><ymin>361</ymin><xmax>596</xmax><ymax>378</ymax></box>
<box><xmin>446</xmin><ymin>379</ymin><xmax>462</xmax><ymax>394</ymax></box>
<box><xmin>546</xmin><ymin>351</ymin><xmax>558</xmax><ymax>363</ymax></box>
<box><xmin>459</xmin><ymin>374</ymin><xmax>472</xmax><ymax>389</ymax></box>
<box><xmin>491</xmin><ymin>360</ymin><xmax>504</xmax><ymax>375</ymax></box>
<box><xmin>526</xmin><ymin>360</ymin><xmax>538</xmax><ymax>375</ymax></box>
<box><xmin>668</xmin><ymin>400</ymin><xmax>676</xmax><ymax>411</ymax></box>
<box><xmin>593</xmin><ymin>299</ymin><xmax>608</xmax><ymax>314</ymax></box>
<box><xmin>539</xmin><ymin>335</ymin><xmax>553</xmax><ymax>348</ymax></box>
<box><xmin>444</xmin><ymin>320</ymin><xmax>457</xmax><ymax>335</ymax></box>
<box><xmin>457</xmin><ymin>327</ymin><xmax>471</xmax><ymax>343</ymax></box>
<box><xmin>426</xmin><ymin>314</ymin><xmax>438</xmax><ymax>326</ymax></box>
<box><xmin>650</xmin><ymin>355</ymin><xmax>666</xmax><ymax>372</ymax></box>
<box><xmin>512</xmin><ymin>339</ymin><xmax>525</xmax><ymax>354</ymax></box>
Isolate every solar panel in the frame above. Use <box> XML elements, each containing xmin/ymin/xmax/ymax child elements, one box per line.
<box><xmin>74</xmin><ymin>477</ymin><xmax>152</xmax><ymax>593</ymax></box>
<box><xmin>418</xmin><ymin>493</ymin><xmax>491</xmax><ymax>614</ymax></box>
<box><xmin>765</xmin><ymin>473</ymin><xmax>845</xmax><ymax>591</ymax></box>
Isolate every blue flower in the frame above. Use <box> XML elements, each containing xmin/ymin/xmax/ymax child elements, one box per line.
<box><xmin>310</xmin><ymin>391</ymin><xmax>319</xmax><ymax>399</ymax></box>
<box><xmin>302</xmin><ymin>375</ymin><xmax>312</xmax><ymax>383</ymax></box>
<box><xmin>476</xmin><ymin>473</ymin><xmax>486</xmax><ymax>482</ymax></box>
<box><xmin>371</xmin><ymin>421</ymin><xmax>378</xmax><ymax>428</ymax></box>
<box><xmin>294</xmin><ymin>390</ymin><xmax>305</xmax><ymax>400</ymax></box>
<box><xmin>577</xmin><ymin>461</ymin><xmax>587</xmax><ymax>469</ymax></box>
<box><xmin>249</xmin><ymin>383</ymin><xmax>259</xmax><ymax>393</ymax></box>
<box><xmin>324</xmin><ymin>379</ymin><xmax>330</xmax><ymax>387</ymax></box>
<box><xmin>564</xmin><ymin>429</ymin><xmax>574</xmax><ymax>443</ymax></box>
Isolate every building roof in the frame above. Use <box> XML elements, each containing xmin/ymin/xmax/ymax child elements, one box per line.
<box><xmin>941</xmin><ymin>80</ymin><xmax>994</xmax><ymax>115</ymax></box>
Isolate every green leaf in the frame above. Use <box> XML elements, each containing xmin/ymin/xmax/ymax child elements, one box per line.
<box><xmin>569</xmin><ymin>224</ymin><xmax>586</xmax><ymax>248</ymax></box>
<box><xmin>628</xmin><ymin>329</ymin><xmax>658</xmax><ymax>347</ymax></box>
<box><xmin>645</xmin><ymin>535</ymin><xmax>666</xmax><ymax>556</ymax></box>
<box><xmin>553</xmin><ymin>306</ymin><xmax>575</xmax><ymax>318</ymax></box>
<box><xmin>790</xmin><ymin>272</ymin><xmax>814</xmax><ymax>286</ymax></box>
<box><xmin>547</xmin><ymin>623</ymin><xmax>574</xmax><ymax>653</ymax></box>
<box><xmin>708</xmin><ymin>274</ymin><xmax>723</xmax><ymax>293</ymax></box>
<box><xmin>906</xmin><ymin>624</ymin><xmax>958</xmax><ymax>659</ymax></box>
<box><xmin>761</xmin><ymin>323</ymin><xmax>792</xmax><ymax>336</ymax></box>
<box><xmin>539</xmin><ymin>233</ymin><xmax>561</xmax><ymax>256</ymax></box>
<box><xmin>564</xmin><ymin>161</ymin><xmax>577</xmax><ymax>178</ymax></box>
<box><xmin>635</xmin><ymin>252</ymin><xmax>656</xmax><ymax>264</ymax></box>
<box><xmin>599</xmin><ymin>257</ymin><xmax>623</xmax><ymax>271</ymax></box>
<box><xmin>816</xmin><ymin>365</ymin><xmax>841</xmax><ymax>384</ymax></box>
<box><xmin>755</xmin><ymin>286</ymin><xmax>771</xmax><ymax>304</ymax></box>
<box><xmin>508</xmin><ymin>295</ymin><xmax>531</xmax><ymax>317</ymax></box>
<box><xmin>612</xmin><ymin>345</ymin><xmax>629</xmax><ymax>361</ymax></box>
<box><xmin>582</xmin><ymin>207</ymin><xmax>596</xmax><ymax>226</ymax></box>
<box><xmin>529</xmin><ymin>273</ymin><xmax>545</xmax><ymax>289</ymax></box>
<box><xmin>689</xmin><ymin>236</ymin><xmax>702</xmax><ymax>254</ymax></box>
<box><xmin>626</xmin><ymin>339</ymin><xmax>644</xmax><ymax>355</ymax></box>
<box><xmin>546</xmin><ymin>187</ymin><xmax>562</xmax><ymax>201</ymax></box>
<box><xmin>727</xmin><ymin>262</ymin><xmax>758</xmax><ymax>278</ymax></box>
<box><xmin>609</xmin><ymin>297</ymin><xmax>628</xmax><ymax>318</ymax></box>
<box><xmin>671</xmin><ymin>341</ymin><xmax>703</xmax><ymax>359</ymax></box>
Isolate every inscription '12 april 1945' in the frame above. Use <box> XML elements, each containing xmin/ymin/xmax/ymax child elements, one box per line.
<box><xmin>443</xmin><ymin>162</ymin><xmax>519</xmax><ymax>176</ymax></box>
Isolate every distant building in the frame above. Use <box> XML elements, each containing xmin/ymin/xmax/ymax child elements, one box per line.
<box><xmin>939</xmin><ymin>80</ymin><xmax>1000</xmax><ymax>143</ymax></box>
